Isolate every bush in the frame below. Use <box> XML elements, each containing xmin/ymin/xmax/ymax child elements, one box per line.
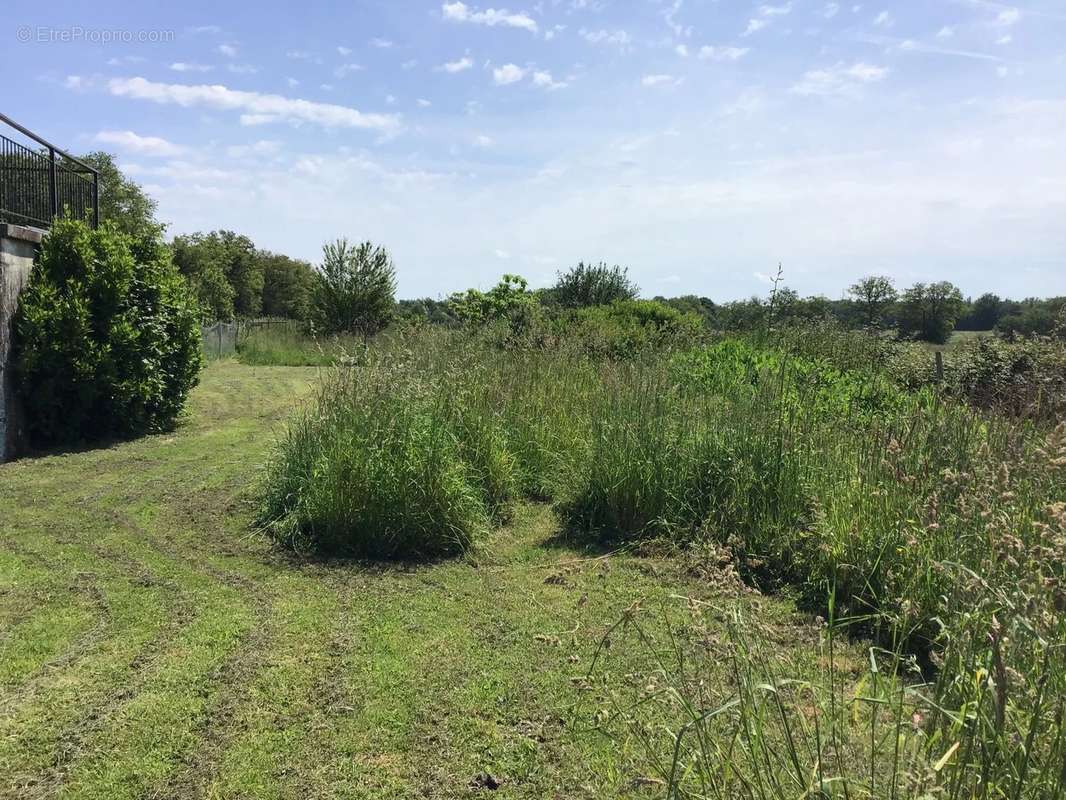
<box><xmin>548</xmin><ymin>261</ymin><xmax>639</xmax><ymax>308</ymax></box>
<box><xmin>13</xmin><ymin>218</ymin><xmax>202</xmax><ymax>448</ymax></box>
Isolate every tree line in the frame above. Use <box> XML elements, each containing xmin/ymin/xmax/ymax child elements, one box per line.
<box><xmin>80</xmin><ymin>151</ymin><xmax>1064</xmax><ymax>343</ymax></box>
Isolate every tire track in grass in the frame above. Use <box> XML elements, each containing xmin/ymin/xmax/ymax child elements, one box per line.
<box><xmin>173</xmin><ymin>572</ymin><xmax>342</xmax><ymax>799</ymax></box>
<box><xmin>49</xmin><ymin>586</ymin><xmax>252</xmax><ymax>800</ymax></box>
<box><xmin>0</xmin><ymin>530</ymin><xmax>195</xmax><ymax>798</ymax></box>
<box><xmin>0</xmin><ymin>575</ymin><xmax>106</xmax><ymax>692</ymax></box>
<box><xmin>0</xmin><ymin>504</ymin><xmax>254</xmax><ymax>798</ymax></box>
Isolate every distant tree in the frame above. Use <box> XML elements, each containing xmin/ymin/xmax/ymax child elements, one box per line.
<box><xmin>311</xmin><ymin>239</ymin><xmax>396</xmax><ymax>337</ymax></box>
<box><xmin>171</xmin><ymin>231</ymin><xmax>263</xmax><ymax>319</ymax></box>
<box><xmin>171</xmin><ymin>236</ymin><xmax>233</xmax><ymax>320</ymax></box>
<box><xmin>996</xmin><ymin>297</ymin><xmax>1066</xmax><ymax>337</ymax></box>
<box><xmin>78</xmin><ymin>152</ymin><xmax>164</xmax><ymax>239</ymax></box>
<box><xmin>447</xmin><ymin>274</ymin><xmax>534</xmax><ymax>324</ymax></box>
<box><xmin>261</xmin><ymin>252</ymin><xmax>314</xmax><ymax>319</ymax></box>
<box><xmin>549</xmin><ymin>261</ymin><xmax>638</xmax><ymax>308</ymax></box>
<box><xmin>396</xmin><ymin>298</ymin><xmax>460</xmax><ymax>326</ymax></box>
<box><xmin>848</xmin><ymin>275</ymin><xmax>898</xmax><ymax>327</ymax></box>
<box><xmin>897</xmin><ymin>281</ymin><xmax>966</xmax><ymax>343</ymax></box>
<box><xmin>960</xmin><ymin>293</ymin><xmax>1003</xmax><ymax>331</ymax></box>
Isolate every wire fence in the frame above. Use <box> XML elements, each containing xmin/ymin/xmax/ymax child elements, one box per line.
<box><xmin>201</xmin><ymin>321</ymin><xmax>238</xmax><ymax>359</ymax></box>
<box><xmin>200</xmin><ymin>318</ymin><xmax>305</xmax><ymax>359</ymax></box>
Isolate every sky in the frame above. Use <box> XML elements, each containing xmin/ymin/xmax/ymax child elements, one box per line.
<box><xmin>5</xmin><ymin>0</ymin><xmax>1066</xmax><ymax>300</ymax></box>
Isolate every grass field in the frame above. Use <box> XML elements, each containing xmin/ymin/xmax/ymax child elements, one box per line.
<box><xmin>0</xmin><ymin>360</ymin><xmax>837</xmax><ymax>799</ymax></box>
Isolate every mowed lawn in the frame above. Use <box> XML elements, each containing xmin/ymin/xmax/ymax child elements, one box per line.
<box><xmin>0</xmin><ymin>361</ymin><xmax>823</xmax><ymax>799</ymax></box>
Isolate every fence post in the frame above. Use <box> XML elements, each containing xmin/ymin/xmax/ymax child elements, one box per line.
<box><xmin>91</xmin><ymin>172</ymin><xmax>99</xmax><ymax>229</ymax></box>
<box><xmin>217</xmin><ymin>323</ymin><xmax>223</xmax><ymax>359</ymax></box>
<box><xmin>935</xmin><ymin>350</ymin><xmax>944</xmax><ymax>384</ymax></box>
<box><xmin>48</xmin><ymin>148</ymin><xmax>58</xmax><ymax>221</ymax></box>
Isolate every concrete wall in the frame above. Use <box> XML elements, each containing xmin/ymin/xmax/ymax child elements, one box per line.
<box><xmin>0</xmin><ymin>224</ymin><xmax>42</xmax><ymax>461</ymax></box>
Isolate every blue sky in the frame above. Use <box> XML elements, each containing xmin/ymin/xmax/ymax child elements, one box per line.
<box><xmin>5</xmin><ymin>0</ymin><xmax>1066</xmax><ymax>300</ymax></box>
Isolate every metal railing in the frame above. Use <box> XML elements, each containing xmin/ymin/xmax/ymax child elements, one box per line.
<box><xmin>0</xmin><ymin>112</ymin><xmax>99</xmax><ymax>230</ymax></box>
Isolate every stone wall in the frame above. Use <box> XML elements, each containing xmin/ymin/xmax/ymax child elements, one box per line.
<box><xmin>0</xmin><ymin>224</ymin><xmax>42</xmax><ymax>461</ymax></box>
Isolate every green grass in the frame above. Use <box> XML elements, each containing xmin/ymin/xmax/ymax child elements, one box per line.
<box><xmin>257</xmin><ymin>330</ymin><xmax>1065</xmax><ymax>798</ymax></box>
<box><xmin>0</xmin><ymin>359</ymin><xmax>835</xmax><ymax>799</ymax></box>
<box><xmin>235</xmin><ymin>322</ymin><xmax>366</xmax><ymax>367</ymax></box>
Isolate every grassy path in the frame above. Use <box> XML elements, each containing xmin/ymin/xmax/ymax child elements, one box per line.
<box><xmin>0</xmin><ymin>361</ymin><xmax>815</xmax><ymax>799</ymax></box>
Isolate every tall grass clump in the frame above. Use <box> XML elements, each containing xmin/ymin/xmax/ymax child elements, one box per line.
<box><xmin>258</xmin><ymin>343</ymin><xmax>520</xmax><ymax>558</ymax></box>
<box><xmin>589</xmin><ymin>591</ymin><xmax>1065</xmax><ymax>800</ymax></box>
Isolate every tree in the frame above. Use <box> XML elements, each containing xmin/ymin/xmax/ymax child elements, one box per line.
<box><xmin>12</xmin><ymin>218</ymin><xmax>202</xmax><ymax>447</ymax></box>
<box><xmin>78</xmin><ymin>152</ymin><xmax>164</xmax><ymax>239</ymax></box>
<box><xmin>848</xmin><ymin>275</ymin><xmax>898</xmax><ymax>327</ymax></box>
<box><xmin>962</xmin><ymin>293</ymin><xmax>1003</xmax><ymax>331</ymax></box>
<box><xmin>897</xmin><ymin>281</ymin><xmax>966</xmax><ymax>343</ymax></box>
<box><xmin>171</xmin><ymin>234</ymin><xmax>234</xmax><ymax>320</ymax></box>
<box><xmin>261</xmin><ymin>252</ymin><xmax>315</xmax><ymax>319</ymax></box>
<box><xmin>171</xmin><ymin>231</ymin><xmax>263</xmax><ymax>320</ymax></box>
<box><xmin>549</xmin><ymin>261</ymin><xmax>639</xmax><ymax>308</ymax></box>
<box><xmin>311</xmin><ymin>239</ymin><xmax>397</xmax><ymax>337</ymax></box>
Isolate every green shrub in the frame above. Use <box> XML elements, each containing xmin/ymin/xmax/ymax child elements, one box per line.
<box><xmin>548</xmin><ymin>261</ymin><xmax>638</xmax><ymax>308</ymax></box>
<box><xmin>13</xmin><ymin>218</ymin><xmax>202</xmax><ymax>448</ymax></box>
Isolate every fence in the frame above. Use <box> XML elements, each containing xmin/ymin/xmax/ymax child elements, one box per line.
<box><xmin>0</xmin><ymin>112</ymin><xmax>99</xmax><ymax>230</ymax></box>
<box><xmin>201</xmin><ymin>321</ymin><xmax>238</xmax><ymax>359</ymax></box>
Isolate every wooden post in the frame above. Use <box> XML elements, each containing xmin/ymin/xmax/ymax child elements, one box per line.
<box><xmin>935</xmin><ymin>350</ymin><xmax>944</xmax><ymax>384</ymax></box>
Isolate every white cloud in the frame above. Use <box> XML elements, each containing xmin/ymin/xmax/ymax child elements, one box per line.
<box><xmin>743</xmin><ymin>19</ymin><xmax>767</xmax><ymax>35</ymax></box>
<box><xmin>106</xmin><ymin>77</ymin><xmax>401</xmax><ymax>131</ymax></box>
<box><xmin>996</xmin><ymin>8</ymin><xmax>1020</xmax><ymax>27</ymax></box>
<box><xmin>495</xmin><ymin>249</ymin><xmax>511</xmax><ymax>258</ymax></box>
<box><xmin>217</xmin><ymin>43</ymin><xmax>238</xmax><ymax>58</ymax></box>
<box><xmin>996</xmin><ymin>34</ymin><xmax>1012</xmax><ymax>45</ymax></box>
<box><xmin>698</xmin><ymin>45</ymin><xmax>749</xmax><ymax>61</ymax></box>
<box><xmin>334</xmin><ymin>63</ymin><xmax>364</xmax><ymax>78</ymax></box>
<box><xmin>225</xmin><ymin>139</ymin><xmax>282</xmax><ymax>158</ymax></box>
<box><xmin>440</xmin><ymin>56</ymin><xmax>474</xmax><ymax>73</ymax></box>
<box><xmin>286</xmin><ymin>77</ymin><xmax>300</xmax><ymax>87</ymax></box>
<box><xmin>417</xmin><ymin>98</ymin><xmax>432</xmax><ymax>107</ymax></box>
<box><xmin>675</xmin><ymin>44</ymin><xmax>689</xmax><ymax>57</ymax></box>
<box><xmin>581</xmin><ymin>29</ymin><xmax>631</xmax><ymax>47</ymax></box>
<box><xmin>106</xmin><ymin>55</ymin><xmax>146</xmax><ymax>66</ymax></box>
<box><xmin>532</xmin><ymin>70</ymin><xmax>568</xmax><ymax>89</ymax></box>
<box><xmin>442</xmin><ymin>2</ymin><xmax>538</xmax><ymax>33</ymax></box>
<box><xmin>759</xmin><ymin>3</ymin><xmax>792</xmax><ymax>16</ymax></box>
<box><xmin>474</xmin><ymin>134</ymin><xmax>494</xmax><ymax>147</ymax></box>
<box><xmin>227</xmin><ymin>64</ymin><xmax>258</xmax><ymax>75</ymax></box>
<box><xmin>170</xmin><ymin>62</ymin><xmax>213</xmax><ymax>73</ymax></box>
<box><xmin>493</xmin><ymin>63</ymin><xmax>527</xmax><ymax>85</ymax></box>
<box><xmin>371</xmin><ymin>38</ymin><xmax>395</xmax><ymax>48</ymax></box>
<box><xmin>641</xmin><ymin>73</ymin><xmax>682</xmax><ymax>88</ymax></box>
<box><xmin>824</xmin><ymin>3</ymin><xmax>840</xmax><ymax>19</ymax></box>
<box><xmin>937</xmin><ymin>26</ymin><xmax>954</xmax><ymax>38</ymax></box>
<box><xmin>791</xmin><ymin>61</ymin><xmax>888</xmax><ymax>96</ymax></box>
<box><xmin>337</xmin><ymin>46</ymin><xmax>352</xmax><ymax>56</ymax></box>
<box><xmin>94</xmin><ymin>130</ymin><xmax>185</xmax><ymax>157</ymax></box>
<box><xmin>873</xmin><ymin>10</ymin><xmax>891</xmax><ymax>26</ymax></box>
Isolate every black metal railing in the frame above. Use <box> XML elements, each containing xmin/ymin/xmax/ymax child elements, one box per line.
<box><xmin>0</xmin><ymin>112</ymin><xmax>99</xmax><ymax>230</ymax></box>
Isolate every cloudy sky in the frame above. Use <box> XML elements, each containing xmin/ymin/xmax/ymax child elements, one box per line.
<box><xmin>6</xmin><ymin>0</ymin><xmax>1066</xmax><ymax>299</ymax></box>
